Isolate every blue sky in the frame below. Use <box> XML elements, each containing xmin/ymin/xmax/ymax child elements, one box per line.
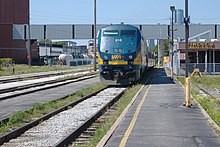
<box><xmin>30</xmin><ymin>0</ymin><xmax>220</xmax><ymax>25</ymax></box>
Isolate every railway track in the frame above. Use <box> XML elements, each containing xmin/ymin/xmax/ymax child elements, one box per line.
<box><xmin>196</xmin><ymin>84</ymin><xmax>220</xmax><ymax>99</ymax></box>
<box><xmin>0</xmin><ymin>67</ymin><xmax>91</xmax><ymax>84</ymax></box>
<box><xmin>0</xmin><ymin>87</ymin><xmax>126</xmax><ymax>147</ymax></box>
<box><xmin>0</xmin><ymin>71</ymin><xmax>97</xmax><ymax>101</ymax></box>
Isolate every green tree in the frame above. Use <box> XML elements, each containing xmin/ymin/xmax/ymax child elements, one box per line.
<box><xmin>150</xmin><ymin>39</ymin><xmax>170</xmax><ymax>57</ymax></box>
<box><xmin>38</xmin><ymin>39</ymin><xmax>52</xmax><ymax>43</ymax></box>
<box><xmin>150</xmin><ymin>44</ymin><xmax>158</xmax><ymax>57</ymax></box>
<box><xmin>164</xmin><ymin>39</ymin><xmax>170</xmax><ymax>56</ymax></box>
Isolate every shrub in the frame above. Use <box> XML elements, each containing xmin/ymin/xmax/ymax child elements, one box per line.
<box><xmin>0</xmin><ymin>58</ymin><xmax>13</xmax><ymax>68</ymax></box>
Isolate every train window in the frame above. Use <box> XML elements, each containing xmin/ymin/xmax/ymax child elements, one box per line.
<box><xmin>103</xmin><ymin>30</ymin><xmax>119</xmax><ymax>36</ymax></box>
<box><xmin>121</xmin><ymin>30</ymin><xmax>136</xmax><ymax>36</ymax></box>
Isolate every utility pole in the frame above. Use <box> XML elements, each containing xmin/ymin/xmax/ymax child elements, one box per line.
<box><xmin>185</xmin><ymin>0</ymin><xmax>189</xmax><ymax>78</ymax></box>
<box><xmin>170</xmin><ymin>5</ymin><xmax>175</xmax><ymax>79</ymax></box>
<box><xmin>93</xmin><ymin>0</ymin><xmax>97</xmax><ymax>71</ymax></box>
<box><xmin>157</xmin><ymin>39</ymin><xmax>160</xmax><ymax>66</ymax></box>
<box><xmin>184</xmin><ymin>0</ymin><xmax>191</xmax><ymax>107</ymax></box>
<box><xmin>27</xmin><ymin>23</ymin><xmax>32</xmax><ymax>66</ymax></box>
<box><xmin>45</xmin><ymin>42</ymin><xmax>48</xmax><ymax>65</ymax></box>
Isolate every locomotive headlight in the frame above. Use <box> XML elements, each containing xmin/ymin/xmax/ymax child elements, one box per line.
<box><xmin>128</xmin><ymin>61</ymin><xmax>133</xmax><ymax>65</ymax></box>
<box><xmin>129</xmin><ymin>55</ymin><xmax>133</xmax><ymax>59</ymax></box>
<box><xmin>104</xmin><ymin>55</ymin><xmax>108</xmax><ymax>59</ymax></box>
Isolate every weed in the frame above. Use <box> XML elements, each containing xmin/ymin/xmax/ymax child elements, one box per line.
<box><xmin>0</xmin><ymin>120</ymin><xmax>4</xmax><ymax>127</ymax></box>
<box><xmin>8</xmin><ymin>111</ymin><xmax>29</xmax><ymax>126</ymax></box>
<box><xmin>177</xmin><ymin>76</ymin><xmax>220</xmax><ymax>127</ymax></box>
<box><xmin>82</xmin><ymin>69</ymin><xmax>154</xmax><ymax>146</ymax></box>
<box><xmin>32</xmin><ymin>103</ymin><xmax>45</xmax><ymax>110</ymax></box>
<box><xmin>0</xmin><ymin>82</ymin><xmax>107</xmax><ymax>136</ymax></box>
<box><xmin>67</xmin><ymin>106</ymin><xmax>72</xmax><ymax>109</ymax></box>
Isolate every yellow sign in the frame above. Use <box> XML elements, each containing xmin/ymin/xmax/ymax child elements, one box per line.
<box><xmin>188</xmin><ymin>42</ymin><xmax>215</xmax><ymax>49</ymax></box>
<box><xmin>112</xmin><ymin>55</ymin><xmax>122</xmax><ymax>60</ymax></box>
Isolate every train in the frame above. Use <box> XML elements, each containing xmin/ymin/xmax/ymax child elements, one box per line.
<box><xmin>97</xmin><ymin>24</ymin><xmax>155</xmax><ymax>85</ymax></box>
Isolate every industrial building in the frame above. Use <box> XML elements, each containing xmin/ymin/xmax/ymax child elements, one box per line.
<box><xmin>0</xmin><ymin>0</ymin><xmax>39</xmax><ymax>64</ymax></box>
<box><xmin>38</xmin><ymin>41</ymin><xmax>88</xmax><ymax>65</ymax></box>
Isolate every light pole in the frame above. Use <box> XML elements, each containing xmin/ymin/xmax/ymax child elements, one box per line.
<box><xmin>184</xmin><ymin>0</ymin><xmax>191</xmax><ymax>107</ymax></box>
<box><xmin>93</xmin><ymin>0</ymin><xmax>97</xmax><ymax>71</ymax></box>
<box><xmin>185</xmin><ymin>0</ymin><xmax>189</xmax><ymax>78</ymax></box>
<box><xmin>170</xmin><ymin>5</ymin><xmax>175</xmax><ymax>79</ymax></box>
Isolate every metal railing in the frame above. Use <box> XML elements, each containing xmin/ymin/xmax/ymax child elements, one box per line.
<box><xmin>69</xmin><ymin>59</ymin><xmax>92</xmax><ymax>66</ymax></box>
<box><xmin>180</xmin><ymin>63</ymin><xmax>220</xmax><ymax>75</ymax></box>
<box><xmin>166</xmin><ymin>62</ymin><xmax>220</xmax><ymax>75</ymax></box>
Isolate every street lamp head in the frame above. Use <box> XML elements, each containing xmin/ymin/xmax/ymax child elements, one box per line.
<box><xmin>170</xmin><ymin>6</ymin><xmax>175</xmax><ymax>11</ymax></box>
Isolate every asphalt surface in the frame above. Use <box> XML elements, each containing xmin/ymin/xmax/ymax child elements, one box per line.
<box><xmin>105</xmin><ymin>68</ymin><xmax>220</xmax><ymax>147</ymax></box>
<box><xmin>0</xmin><ymin>77</ymin><xmax>100</xmax><ymax>120</ymax></box>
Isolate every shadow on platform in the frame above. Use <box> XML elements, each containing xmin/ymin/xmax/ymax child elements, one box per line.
<box><xmin>147</xmin><ymin>68</ymin><xmax>175</xmax><ymax>85</ymax></box>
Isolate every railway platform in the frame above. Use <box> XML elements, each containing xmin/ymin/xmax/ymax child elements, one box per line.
<box><xmin>103</xmin><ymin>68</ymin><xmax>220</xmax><ymax>147</ymax></box>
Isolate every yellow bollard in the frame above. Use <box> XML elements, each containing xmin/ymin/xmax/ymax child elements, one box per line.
<box><xmin>191</xmin><ymin>68</ymin><xmax>202</xmax><ymax>77</ymax></box>
<box><xmin>185</xmin><ymin>77</ymin><xmax>191</xmax><ymax>107</ymax></box>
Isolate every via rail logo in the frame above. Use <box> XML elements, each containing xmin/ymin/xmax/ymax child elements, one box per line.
<box><xmin>112</xmin><ymin>55</ymin><xmax>123</xmax><ymax>60</ymax></box>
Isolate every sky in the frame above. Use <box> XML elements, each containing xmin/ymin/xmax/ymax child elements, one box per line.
<box><xmin>30</xmin><ymin>0</ymin><xmax>220</xmax><ymax>25</ymax></box>
<box><xmin>30</xmin><ymin>0</ymin><xmax>220</xmax><ymax>45</ymax></box>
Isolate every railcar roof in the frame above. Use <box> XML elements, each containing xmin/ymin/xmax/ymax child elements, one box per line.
<box><xmin>101</xmin><ymin>24</ymin><xmax>138</xmax><ymax>30</ymax></box>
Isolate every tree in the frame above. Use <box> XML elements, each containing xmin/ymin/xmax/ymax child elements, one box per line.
<box><xmin>164</xmin><ymin>39</ymin><xmax>170</xmax><ymax>56</ymax></box>
<box><xmin>38</xmin><ymin>39</ymin><xmax>52</xmax><ymax>43</ymax></box>
<box><xmin>150</xmin><ymin>44</ymin><xmax>158</xmax><ymax>57</ymax></box>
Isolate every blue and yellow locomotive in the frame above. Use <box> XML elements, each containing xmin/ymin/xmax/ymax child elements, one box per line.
<box><xmin>97</xmin><ymin>24</ymin><xmax>148</xmax><ymax>85</ymax></box>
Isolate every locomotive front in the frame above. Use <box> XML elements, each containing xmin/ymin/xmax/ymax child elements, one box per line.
<box><xmin>98</xmin><ymin>24</ymin><xmax>144</xmax><ymax>85</ymax></box>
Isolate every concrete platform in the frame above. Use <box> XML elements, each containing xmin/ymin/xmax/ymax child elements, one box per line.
<box><xmin>104</xmin><ymin>68</ymin><xmax>220</xmax><ymax>147</ymax></box>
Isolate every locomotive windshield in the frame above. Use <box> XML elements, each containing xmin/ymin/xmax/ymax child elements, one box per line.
<box><xmin>103</xmin><ymin>30</ymin><xmax>136</xmax><ymax>36</ymax></box>
<box><xmin>100</xmin><ymin>28</ymin><xmax>138</xmax><ymax>53</ymax></box>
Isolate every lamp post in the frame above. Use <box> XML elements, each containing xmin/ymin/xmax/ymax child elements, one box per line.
<box><xmin>184</xmin><ymin>0</ymin><xmax>191</xmax><ymax>107</ymax></box>
<box><xmin>93</xmin><ymin>0</ymin><xmax>97</xmax><ymax>71</ymax></box>
<box><xmin>185</xmin><ymin>0</ymin><xmax>189</xmax><ymax>78</ymax></box>
<box><xmin>170</xmin><ymin>5</ymin><xmax>175</xmax><ymax>79</ymax></box>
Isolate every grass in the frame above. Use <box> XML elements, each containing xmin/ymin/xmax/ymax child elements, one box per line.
<box><xmin>81</xmin><ymin>68</ymin><xmax>154</xmax><ymax>147</ymax></box>
<box><xmin>81</xmin><ymin>85</ymin><xmax>142</xmax><ymax>147</ymax></box>
<box><xmin>176</xmin><ymin>76</ymin><xmax>220</xmax><ymax>127</ymax></box>
<box><xmin>191</xmin><ymin>76</ymin><xmax>220</xmax><ymax>90</ymax></box>
<box><xmin>0</xmin><ymin>67</ymin><xmax>154</xmax><ymax>145</ymax></box>
<box><xmin>193</xmin><ymin>94</ymin><xmax>220</xmax><ymax>126</ymax></box>
<box><xmin>0</xmin><ymin>82</ymin><xmax>107</xmax><ymax>136</ymax></box>
<box><xmin>0</xmin><ymin>64</ymin><xmax>91</xmax><ymax>76</ymax></box>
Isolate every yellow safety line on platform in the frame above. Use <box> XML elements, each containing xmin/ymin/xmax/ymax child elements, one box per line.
<box><xmin>119</xmin><ymin>85</ymin><xmax>151</xmax><ymax>147</ymax></box>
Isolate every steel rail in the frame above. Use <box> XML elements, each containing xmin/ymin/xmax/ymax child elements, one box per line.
<box><xmin>0</xmin><ymin>73</ymin><xmax>97</xmax><ymax>96</ymax></box>
<box><xmin>0</xmin><ymin>86</ymin><xmax>108</xmax><ymax>145</ymax></box>
<box><xmin>54</xmin><ymin>88</ymin><xmax>124</xmax><ymax>147</ymax></box>
<box><xmin>0</xmin><ymin>68</ymin><xmax>91</xmax><ymax>84</ymax></box>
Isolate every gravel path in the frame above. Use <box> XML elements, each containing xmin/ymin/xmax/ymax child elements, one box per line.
<box><xmin>198</xmin><ymin>85</ymin><xmax>220</xmax><ymax>100</ymax></box>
